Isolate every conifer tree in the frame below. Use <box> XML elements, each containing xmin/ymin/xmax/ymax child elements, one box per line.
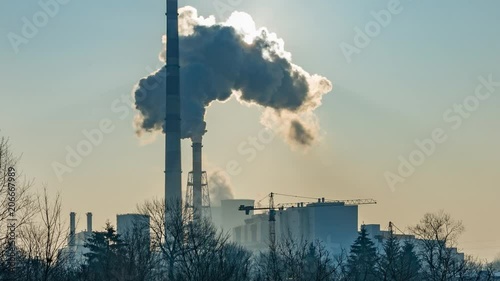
<box><xmin>83</xmin><ymin>222</ymin><xmax>126</xmax><ymax>281</ymax></box>
<box><xmin>398</xmin><ymin>240</ymin><xmax>420</xmax><ymax>281</ymax></box>
<box><xmin>346</xmin><ymin>227</ymin><xmax>378</xmax><ymax>281</ymax></box>
<box><xmin>379</xmin><ymin>232</ymin><xmax>401</xmax><ymax>281</ymax></box>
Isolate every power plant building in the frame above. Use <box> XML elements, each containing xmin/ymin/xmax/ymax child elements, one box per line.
<box><xmin>117</xmin><ymin>214</ymin><xmax>151</xmax><ymax>240</ymax></box>
<box><xmin>60</xmin><ymin>212</ymin><xmax>94</xmax><ymax>268</ymax></box>
<box><xmin>233</xmin><ymin>201</ymin><xmax>359</xmax><ymax>253</ymax></box>
<box><xmin>210</xmin><ymin>199</ymin><xmax>255</xmax><ymax>235</ymax></box>
<box><xmin>221</xmin><ymin>199</ymin><xmax>255</xmax><ymax>231</ymax></box>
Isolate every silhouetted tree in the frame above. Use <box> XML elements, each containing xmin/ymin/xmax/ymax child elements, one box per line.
<box><xmin>137</xmin><ymin>198</ymin><xmax>252</xmax><ymax>281</ymax></box>
<box><xmin>398</xmin><ymin>240</ymin><xmax>421</xmax><ymax>281</ymax></box>
<box><xmin>254</xmin><ymin>237</ymin><xmax>337</xmax><ymax>281</ymax></box>
<box><xmin>303</xmin><ymin>241</ymin><xmax>337</xmax><ymax>281</ymax></box>
<box><xmin>253</xmin><ymin>245</ymin><xmax>284</xmax><ymax>281</ymax></box>
<box><xmin>0</xmin><ymin>134</ymin><xmax>36</xmax><ymax>280</ymax></box>
<box><xmin>14</xmin><ymin>188</ymin><xmax>69</xmax><ymax>281</ymax></box>
<box><xmin>336</xmin><ymin>249</ymin><xmax>352</xmax><ymax>281</ymax></box>
<box><xmin>410</xmin><ymin>211</ymin><xmax>464</xmax><ymax>281</ymax></box>
<box><xmin>346</xmin><ymin>227</ymin><xmax>378</xmax><ymax>281</ymax></box>
<box><xmin>0</xmin><ymin>135</ymin><xmax>35</xmax><ymax>231</ymax></box>
<box><xmin>137</xmin><ymin>198</ymin><xmax>184</xmax><ymax>280</ymax></box>
<box><xmin>83</xmin><ymin>222</ymin><xmax>126</xmax><ymax>281</ymax></box>
<box><xmin>378</xmin><ymin>232</ymin><xmax>401</xmax><ymax>281</ymax></box>
<box><xmin>410</xmin><ymin>211</ymin><xmax>494</xmax><ymax>281</ymax></box>
<box><xmin>119</xmin><ymin>218</ymin><xmax>154</xmax><ymax>281</ymax></box>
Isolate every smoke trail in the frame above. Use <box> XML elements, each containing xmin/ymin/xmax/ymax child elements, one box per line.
<box><xmin>133</xmin><ymin>6</ymin><xmax>332</xmax><ymax>147</ymax></box>
<box><xmin>208</xmin><ymin>170</ymin><xmax>234</xmax><ymax>206</ymax></box>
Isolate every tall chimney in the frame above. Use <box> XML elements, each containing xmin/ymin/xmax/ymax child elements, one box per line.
<box><xmin>165</xmin><ymin>0</ymin><xmax>182</xmax><ymax>214</ymax></box>
<box><xmin>192</xmin><ymin>139</ymin><xmax>203</xmax><ymax>218</ymax></box>
<box><xmin>69</xmin><ymin>212</ymin><xmax>76</xmax><ymax>246</ymax></box>
<box><xmin>86</xmin><ymin>212</ymin><xmax>92</xmax><ymax>233</ymax></box>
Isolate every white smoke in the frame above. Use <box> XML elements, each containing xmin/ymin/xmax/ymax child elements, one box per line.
<box><xmin>208</xmin><ymin>170</ymin><xmax>234</xmax><ymax>206</ymax></box>
<box><xmin>133</xmin><ymin>6</ymin><xmax>333</xmax><ymax>148</ymax></box>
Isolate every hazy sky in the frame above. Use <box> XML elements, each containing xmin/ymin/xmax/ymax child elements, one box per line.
<box><xmin>1</xmin><ymin>0</ymin><xmax>499</xmax><ymax>260</ymax></box>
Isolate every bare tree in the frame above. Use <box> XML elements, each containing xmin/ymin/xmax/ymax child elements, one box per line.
<box><xmin>0</xmin><ymin>135</ymin><xmax>36</xmax><ymax>244</ymax></box>
<box><xmin>137</xmin><ymin>197</ymin><xmax>183</xmax><ymax>280</ymax></box>
<box><xmin>0</xmin><ymin>134</ymin><xmax>37</xmax><ymax>279</ymax></box>
<box><xmin>254</xmin><ymin>235</ymin><xmax>337</xmax><ymax>281</ymax></box>
<box><xmin>332</xmin><ymin>249</ymin><xmax>350</xmax><ymax>281</ymax></box>
<box><xmin>16</xmin><ymin>188</ymin><xmax>69</xmax><ymax>281</ymax></box>
<box><xmin>304</xmin><ymin>241</ymin><xmax>337</xmax><ymax>281</ymax></box>
<box><xmin>409</xmin><ymin>211</ymin><xmax>492</xmax><ymax>281</ymax></box>
<box><xmin>137</xmin><ymin>197</ymin><xmax>252</xmax><ymax>281</ymax></box>
<box><xmin>455</xmin><ymin>255</ymin><xmax>495</xmax><ymax>281</ymax></box>
<box><xmin>117</xmin><ymin>217</ymin><xmax>155</xmax><ymax>281</ymax></box>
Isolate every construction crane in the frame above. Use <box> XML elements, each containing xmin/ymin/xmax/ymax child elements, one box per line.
<box><xmin>239</xmin><ymin>192</ymin><xmax>279</xmax><ymax>246</ymax></box>
<box><xmin>238</xmin><ymin>192</ymin><xmax>377</xmax><ymax>247</ymax></box>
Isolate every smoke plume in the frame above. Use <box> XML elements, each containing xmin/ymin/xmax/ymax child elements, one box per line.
<box><xmin>289</xmin><ymin>120</ymin><xmax>315</xmax><ymax>146</ymax></box>
<box><xmin>208</xmin><ymin>170</ymin><xmax>234</xmax><ymax>206</ymax></box>
<box><xmin>133</xmin><ymin>6</ymin><xmax>332</xmax><ymax>147</ymax></box>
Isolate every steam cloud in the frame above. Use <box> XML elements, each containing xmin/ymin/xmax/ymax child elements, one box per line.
<box><xmin>208</xmin><ymin>170</ymin><xmax>234</xmax><ymax>206</ymax></box>
<box><xmin>133</xmin><ymin>7</ymin><xmax>332</xmax><ymax>147</ymax></box>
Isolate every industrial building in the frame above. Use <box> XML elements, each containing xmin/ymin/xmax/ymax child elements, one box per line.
<box><xmin>210</xmin><ymin>199</ymin><xmax>255</xmax><ymax>233</ymax></box>
<box><xmin>232</xmin><ymin>200</ymin><xmax>361</xmax><ymax>253</ymax></box>
<box><xmin>116</xmin><ymin>213</ymin><xmax>150</xmax><ymax>239</ymax></box>
<box><xmin>221</xmin><ymin>199</ymin><xmax>255</xmax><ymax>231</ymax></box>
<box><xmin>61</xmin><ymin>211</ymin><xmax>151</xmax><ymax>268</ymax></box>
<box><xmin>59</xmin><ymin>212</ymin><xmax>94</xmax><ymax>268</ymax></box>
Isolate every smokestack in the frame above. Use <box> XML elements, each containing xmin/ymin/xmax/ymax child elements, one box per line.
<box><xmin>86</xmin><ymin>212</ymin><xmax>92</xmax><ymax>233</ymax></box>
<box><xmin>69</xmin><ymin>212</ymin><xmax>76</xmax><ymax>246</ymax></box>
<box><xmin>165</xmin><ymin>0</ymin><xmax>182</xmax><ymax>212</ymax></box>
<box><xmin>192</xmin><ymin>139</ymin><xmax>203</xmax><ymax>218</ymax></box>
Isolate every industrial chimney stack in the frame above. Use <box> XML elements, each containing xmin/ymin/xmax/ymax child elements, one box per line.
<box><xmin>165</xmin><ymin>0</ymin><xmax>182</xmax><ymax>213</ymax></box>
<box><xmin>86</xmin><ymin>212</ymin><xmax>93</xmax><ymax>233</ymax></box>
<box><xmin>192</xmin><ymin>139</ymin><xmax>203</xmax><ymax>217</ymax></box>
<box><xmin>69</xmin><ymin>212</ymin><xmax>76</xmax><ymax>246</ymax></box>
<box><xmin>185</xmin><ymin>136</ymin><xmax>211</xmax><ymax>220</ymax></box>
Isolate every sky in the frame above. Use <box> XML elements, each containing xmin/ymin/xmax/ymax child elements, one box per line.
<box><xmin>1</xmin><ymin>0</ymin><xmax>500</xmax><ymax>260</ymax></box>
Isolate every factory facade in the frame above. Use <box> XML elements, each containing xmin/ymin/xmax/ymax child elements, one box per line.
<box><xmin>218</xmin><ymin>200</ymin><xmax>359</xmax><ymax>254</ymax></box>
